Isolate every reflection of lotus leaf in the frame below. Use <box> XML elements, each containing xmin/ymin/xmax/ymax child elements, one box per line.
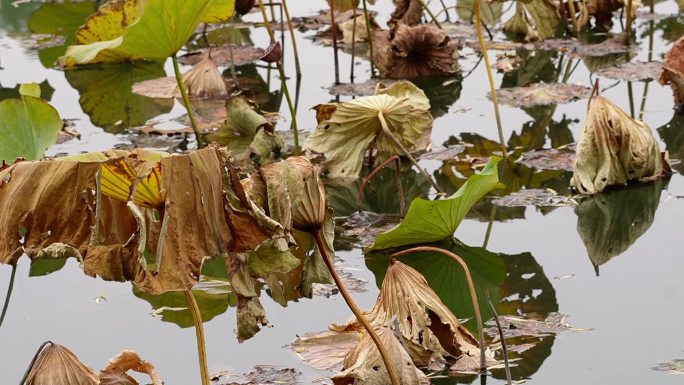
<box><xmin>575</xmin><ymin>180</ymin><xmax>666</xmax><ymax>271</ymax></box>
<box><xmin>657</xmin><ymin>113</ymin><xmax>684</xmax><ymax>174</ymax></box>
<box><xmin>65</xmin><ymin>63</ymin><xmax>173</xmax><ymax>133</ymax></box>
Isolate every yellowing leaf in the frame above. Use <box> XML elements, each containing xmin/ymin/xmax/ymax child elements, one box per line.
<box><xmin>570</xmin><ymin>96</ymin><xmax>669</xmax><ymax>194</ymax></box>
<box><xmin>303</xmin><ymin>81</ymin><xmax>432</xmax><ymax>179</ymax></box>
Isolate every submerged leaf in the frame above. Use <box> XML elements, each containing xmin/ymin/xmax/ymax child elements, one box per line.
<box><xmin>23</xmin><ymin>342</ymin><xmax>99</xmax><ymax>385</ymax></box>
<box><xmin>331</xmin><ymin>327</ymin><xmax>430</xmax><ymax>385</ymax></box>
<box><xmin>570</xmin><ymin>96</ymin><xmax>669</xmax><ymax>194</ymax></box>
<box><xmin>369</xmin><ymin>157</ymin><xmax>500</xmax><ymax>251</ymax></box>
<box><xmin>0</xmin><ymin>84</ymin><xmax>61</xmax><ymax>163</ymax></box>
<box><xmin>373</xmin><ymin>24</ymin><xmax>458</xmax><ymax>79</ymax></box>
<box><xmin>304</xmin><ymin>81</ymin><xmax>432</xmax><ymax>179</ymax></box>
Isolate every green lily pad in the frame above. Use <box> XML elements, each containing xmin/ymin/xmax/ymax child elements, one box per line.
<box><xmin>64</xmin><ymin>63</ymin><xmax>174</xmax><ymax>133</ymax></box>
<box><xmin>62</xmin><ymin>0</ymin><xmax>235</xmax><ymax>66</ymax></box>
<box><xmin>0</xmin><ymin>84</ymin><xmax>62</xmax><ymax>163</ymax></box>
<box><xmin>368</xmin><ymin>157</ymin><xmax>501</xmax><ymax>251</ymax></box>
<box><xmin>28</xmin><ymin>257</ymin><xmax>68</xmax><ymax>277</ymax></box>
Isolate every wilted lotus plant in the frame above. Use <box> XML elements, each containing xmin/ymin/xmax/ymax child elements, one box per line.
<box><xmin>660</xmin><ymin>35</ymin><xmax>684</xmax><ymax>109</ymax></box>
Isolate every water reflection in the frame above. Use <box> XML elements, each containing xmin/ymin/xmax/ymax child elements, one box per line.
<box><xmin>64</xmin><ymin>63</ymin><xmax>174</xmax><ymax>133</ymax></box>
<box><xmin>657</xmin><ymin>112</ymin><xmax>684</xmax><ymax>175</ymax></box>
<box><xmin>575</xmin><ymin>179</ymin><xmax>668</xmax><ymax>274</ymax></box>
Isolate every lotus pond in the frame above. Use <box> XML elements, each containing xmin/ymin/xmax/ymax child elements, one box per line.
<box><xmin>1</xmin><ymin>0</ymin><xmax>684</xmax><ymax>384</ymax></box>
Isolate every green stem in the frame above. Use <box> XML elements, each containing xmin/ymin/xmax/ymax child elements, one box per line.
<box><xmin>314</xmin><ymin>231</ymin><xmax>400</xmax><ymax>385</ymax></box>
<box><xmin>377</xmin><ymin>112</ymin><xmax>444</xmax><ymax>194</ymax></box>
<box><xmin>0</xmin><ymin>264</ymin><xmax>17</xmax><ymax>329</ymax></box>
<box><xmin>280</xmin><ymin>0</ymin><xmax>302</xmax><ymax>78</ymax></box>
<box><xmin>172</xmin><ymin>55</ymin><xmax>203</xmax><ymax>148</ymax></box>
<box><xmin>417</xmin><ymin>0</ymin><xmax>443</xmax><ymax>28</ymax></box>
<box><xmin>184</xmin><ymin>289</ymin><xmax>209</xmax><ymax>385</ymax></box>
<box><xmin>257</xmin><ymin>0</ymin><xmax>300</xmax><ymax>154</ymax></box>
<box><xmin>361</xmin><ymin>0</ymin><xmax>376</xmax><ymax>77</ymax></box>
<box><xmin>474</xmin><ymin>0</ymin><xmax>507</xmax><ymax>159</ymax></box>
<box><xmin>391</xmin><ymin>246</ymin><xmax>487</xmax><ymax>373</ymax></box>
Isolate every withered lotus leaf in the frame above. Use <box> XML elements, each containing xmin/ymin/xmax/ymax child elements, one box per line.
<box><xmin>333</xmin><ymin>260</ymin><xmax>482</xmax><ymax>369</ymax></box>
<box><xmin>331</xmin><ymin>327</ymin><xmax>430</xmax><ymax>385</ymax></box>
<box><xmin>659</xmin><ymin>35</ymin><xmax>684</xmax><ymax>107</ymax></box>
<box><xmin>585</xmin><ymin>0</ymin><xmax>639</xmax><ymax>31</ymax></box>
<box><xmin>503</xmin><ymin>0</ymin><xmax>560</xmax><ymax>41</ymax></box>
<box><xmin>0</xmin><ymin>147</ymin><xmax>276</xmax><ymax>294</ymax></box>
<box><xmin>389</xmin><ymin>0</ymin><xmax>423</xmax><ymax>26</ymax></box>
<box><xmin>373</xmin><ymin>24</ymin><xmax>458</xmax><ymax>79</ymax></box>
<box><xmin>303</xmin><ymin>81</ymin><xmax>432</xmax><ymax>179</ymax></box>
<box><xmin>23</xmin><ymin>342</ymin><xmax>99</xmax><ymax>385</ymax></box>
<box><xmin>180</xmin><ymin>56</ymin><xmax>228</xmax><ymax>98</ymax></box>
<box><xmin>570</xmin><ymin>96</ymin><xmax>669</xmax><ymax>195</ymax></box>
<box><xmin>99</xmin><ymin>350</ymin><xmax>162</xmax><ymax>385</ymax></box>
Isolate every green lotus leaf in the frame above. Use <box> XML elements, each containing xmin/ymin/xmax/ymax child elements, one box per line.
<box><xmin>368</xmin><ymin>157</ymin><xmax>501</xmax><ymax>251</ymax></box>
<box><xmin>303</xmin><ymin>80</ymin><xmax>433</xmax><ymax>179</ymax></box>
<box><xmin>62</xmin><ymin>0</ymin><xmax>235</xmax><ymax>66</ymax></box>
<box><xmin>0</xmin><ymin>84</ymin><xmax>62</xmax><ymax>163</ymax></box>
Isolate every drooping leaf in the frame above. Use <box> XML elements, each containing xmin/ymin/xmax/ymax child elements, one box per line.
<box><xmin>570</xmin><ymin>96</ymin><xmax>669</xmax><ymax>194</ymax></box>
<box><xmin>503</xmin><ymin>0</ymin><xmax>561</xmax><ymax>41</ymax></box>
<box><xmin>304</xmin><ymin>81</ymin><xmax>433</xmax><ymax>179</ymax></box>
<box><xmin>64</xmin><ymin>62</ymin><xmax>173</xmax><ymax>133</ymax></box>
<box><xmin>181</xmin><ymin>56</ymin><xmax>228</xmax><ymax>98</ymax></box>
<box><xmin>291</xmin><ymin>330</ymin><xmax>363</xmax><ymax>371</ymax></box>
<box><xmin>99</xmin><ymin>350</ymin><xmax>163</xmax><ymax>385</ymax></box>
<box><xmin>331</xmin><ymin>327</ymin><xmax>430</xmax><ymax>385</ymax></box>
<box><xmin>61</xmin><ymin>0</ymin><xmax>234</xmax><ymax>66</ymax></box>
<box><xmin>659</xmin><ymin>35</ymin><xmax>684</xmax><ymax>107</ymax></box>
<box><xmin>369</xmin><ymin>157</ymin><xmax>500</xmax><ymax>251</ymax></box>
<box><xmin>23</xmin><ymin>342</ymin><xmax>99</xmax><ymax>385</ymax></box>
<box><xmin>0</xmin><ymin>84</ymin><xmax>62</xmax><ymax>163</ymax></box>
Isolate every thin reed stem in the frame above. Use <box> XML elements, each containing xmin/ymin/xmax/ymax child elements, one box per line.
<box><xmin>417</xmin><ymin>0</ymin><xmax>443</xmax><ymax>28</ymax></box>
<box><xmin>330</xmin><ymin>0</ymin><xmax>341</xmax><ymax>84</ymax></box>
<box><xmin>280</xmin><ymin>0</ymin><xmax>301</xmax><ymax>78</ymax></box>
<box><xmin>361</xmin><ymin>0</ymin><xmax>376</xmax><ymax>76</ymax></box>
<box><xmin>172</xmin><ymin>55</ymin><xmax>203</xmax><ymax>148</ymax></box>
<box><xmin>0</xmin><ymin>264</ymin><xmax>17</xmax><ymax>329</ymax></box>
<box><xmin>485</xmin><ymin>289</ymin><xmax>512</xmax><ymax>385</ymax></box>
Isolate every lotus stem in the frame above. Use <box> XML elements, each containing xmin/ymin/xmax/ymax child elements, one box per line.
<box><xmin>313</xmin><ymin>231</ymin><xmax>400</xmax><ymax>385</ymax></box>
<box><xmin>567</xmin><ymin>0</ymin><xmax>579</xmax><ymax>35</ymax></box>
<box><xmin>439</xmin><ymin>0</ymin><xmax>451</xmax><ymax>21</ymax></box>
<box><xmin>350</xmin><ymin>5</ymin><xmax>358</xmax><ymax>82</ymax></box>
<box><xmin>625</xmin><ymin>0</ymin><xmax>633</xmax><ymax>45</ymax></box>
<box><xmin>395</xmin><ymin>157</ymin><xmax>406</xmax><ymax>216</ymax></box>
<box><xmin>257</xmin><ymin>0</ymin><xmax>300</xmax><ymax>154</ymax></box>
<box><xmin>330</xmin><ymin>0</ymin><xmax>341</xmax><ymax>85</ymax></box>
<box><xmin>485</xmin><ymin>289</ymin><xmax>512</xmax><ymax>385</ymax></box>
<box><xmin>474</xmin><ymin>0</ymin><xmax>507</xmax><ymax>160</ymax></box>
<box><xmin>281</xmin><ymin>0</ymin><xmax>301</xmax><ymax>79</ymax></box>
<box><xmin>0</xmin><ymin>264</ymin><xmax>17</xmax><ymax>329</ymax></box>
<box><xmin>391</xmin><ymin>246</ymin><xmax>487</xmax><ymax>374</ymax></box>
<box><xmin>639</xmin><ymin>3</ymin><xmax>655</xmax><ymax>120</ymax></box>
<box><xmin>172</xmin><ymin>55</ymin><xmax>203</xmax><ymax>148</ymax></box>
<box><xmin>184</xmin><ymin>289</ymin><xmax>209</xmax><ymax>385</ymax></box>
<box><xmin>361</xmin><ymin>0</ymin><xmax>376</xmax><ymax>77</ymax></box>
<box><xmin>356</xmin><ymin>155</ymin><xmax>401</xmax><ymax>211</ymax></box>
<box><xmin>417</xmin><ymin>0</ymin><xmax>443</xmax><ymax>29</ymax></box>
<box><xmin>377</xmin><ymin>112</ymin><xmax>444</xmax><ymax>195</ymax></box>
<box><xmin>627</xmin><ymin>81</ymin><xmax>635</xmax><ymax>118</ymax></box>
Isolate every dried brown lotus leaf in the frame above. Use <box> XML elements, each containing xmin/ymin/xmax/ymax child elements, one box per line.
<box><xmin>570</xmin><ymin>96</ymin><xmax>668</xmax><ymax>195</ymax></box>
<box><xmin>181</xmin><ymin>56</ymin><xmax>228</xmax><ymax>98</ymax></box>
<box><xmin>100</xmin><ymin>350</ymin><xmax>162</xmax><ymax>385</ymax></box>
<box><xmin>23</xmin><ymin>342</ymin><xmax>99</xmax><ymax>385</ymax></box>
<box><xmin>585</xmin><ymin>0</ymin><xmax>641</xmax><ymax>30</ymax></box>
<box><xmin>373</xmin><ymin>24</ymin><xmax>458</xmax><ymax>79</ymax></box>
<box><xmin>660</xmin><ymin>35</ymin><xmax>684</xmax><ymax>106</ymax></box>
<box><xmin>331</xmin><ymin>327</ymin><xmax>430</xmax><ymax>385</ymax></box>
<box><xmin>503</xmin><ymin>0</ymin><xmax>560</xmax><ymax>41</ymax></box>
<box><xmin>290</xmin><ymin>330</ymin><xmax>363</xmax><ymax>370</ymax></box>
<box><xmin>334</xmin><ymin>261</ymin><xmax>481</xmax><ymax>368</ymax></box>
<box><xmin>390</xmin><ymin>0</ymin><xmax>423</xmax><ymax>26</ymax></box>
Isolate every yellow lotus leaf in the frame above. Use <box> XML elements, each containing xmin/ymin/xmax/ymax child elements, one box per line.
<box><xmin>303</xmin><ymin>81</ymin><xmax>432</xmax><ymax>179</ymax></box>
<box><xmin>570</xmin><ymin>96</ymin><xmax>668</xmax><ymax>195</ymax></box>
<box><xmin>331</xmin><ymin>327</ymin><xmax>430</xmax><ymax>385</ymax></box>
<box><xmin>333</xmin><ymin>260</ymin><xmax>481</xmax><ymax>368</ymax></box>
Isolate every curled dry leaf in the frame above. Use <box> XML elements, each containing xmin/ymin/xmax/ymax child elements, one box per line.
<box><xmin>333</xmin><ymin>260</ymin><xmax>482</xmax><ymax>369</ymax></box>
<box><xmin>331</xmin><ymin>327</ymin><xmax>430</xmax><ymax>385</ymax></box>
<box><xmin>389</xmin><ymin>0</ymin><xmax>423</xmax><ymax>26</ymax></box>
<box><xmin>503</xmin><ymin>0</ymin><xmax>560</xmax><ymax>41</ymax></box>
<box><xmin>585</xmin><ymin>0</ymin><xmax>640</xmax><ymax>31</ymax></box>
<box><xmin>100</xmin><ymin>350</ymin><xmax>162</xmax><ymax>385</ymax></box>
<box><xmin>339</xmin><ymin>15</ymin><xmax>377</xmax><ymax>45</ymax></box>
<box><xmin>373</xmin><ymin>24</ymin><xmax>458</xmax><ymax>79</ymax></box>
<box><xmin>659</xmin><ymin>35</ymin><xmax>684</xmax><ymax>107</ymax></box>
<box><xmin>23</xmin><ymin>342</ymin><xmax>99</xmax><ymax>385</ymax></box>
<box><xmin>570</xmin><ymin>96</ymin><xmax>669</xmax><ymax>194</ymax></box>
<box><xmin>494</xmin><ymin>83</ymin><xmax>593</xmax><ymax>108</ymax></box>
<box><xmin>304</xmin><ymin>81</ymin><xmax>432</xmax><ymax>179</ymax></box>
<box><xmin>181</xmin><ymin>56</ymin><xmax>228</xmax><ymax>98</ymax></box>
<box><xmin>0</xmin><ymin>147</ymin><xmax>276</xmax><ymax>294</ymax></box>
<box><xmin>291</xmin><ymin>330</ymin><xmax>363</xmax><ymax>370</ymax></box>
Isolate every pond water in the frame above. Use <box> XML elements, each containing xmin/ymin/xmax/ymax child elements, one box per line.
<box><xmin>1</xmin><ymin>0</ymin><xmax>684</xmax><ymax>384</ymax></box>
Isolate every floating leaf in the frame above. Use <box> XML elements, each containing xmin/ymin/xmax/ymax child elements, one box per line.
<box><xmin>0</xmin><ymin>83</ymin><xmax>61</xmax><ymax>163</ymax></box>
<box><xmin>494</xmin><ymin>83</ymin><xmax>593</xmax><ymax>108</ymax></box>
<box><xmin>485</xmin><ymin>313</ymin><xmax>589</xmax><ymax>340</ymax></box>
<box><xmin>304</xmin><ymin>81</ymin><xmax>432</xmax><ymax>179</ymax></box>
<box><xmin>596</xmin><ymin>61</ymin><xmax>663</xmax><ymax>81</ymax></box>
<box><xmin>62</xmin><ymin>0</ymin><xmax>235</xmax><ymax>66</ymax></box>
<box><xmin>180</xmin><ymin>45</ymin><xmax>265</xmax><ymax>67</ymax></box>
<box><xmin>369</xmin><ymin>157</ymin><xmax>500</xmax><ymax>251</ymax></box>
<box><xmin>570</xmin><ymin>96</ymin><xmax>669</xmax><ymax>194</ymax></box>
<box><xmin>493</xmin><ymin>189</ymin><xmax>576</xmax><ymax>207</ymax></box>
<box><xmin>653</xmin><ymin>357</ymin><xmax>684</xmax><ymax>374</ymax></box>
<box><xmin>517</xmin><ymin>148</ymin><xmax>575</xmax><ymax>172</ymax></box>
